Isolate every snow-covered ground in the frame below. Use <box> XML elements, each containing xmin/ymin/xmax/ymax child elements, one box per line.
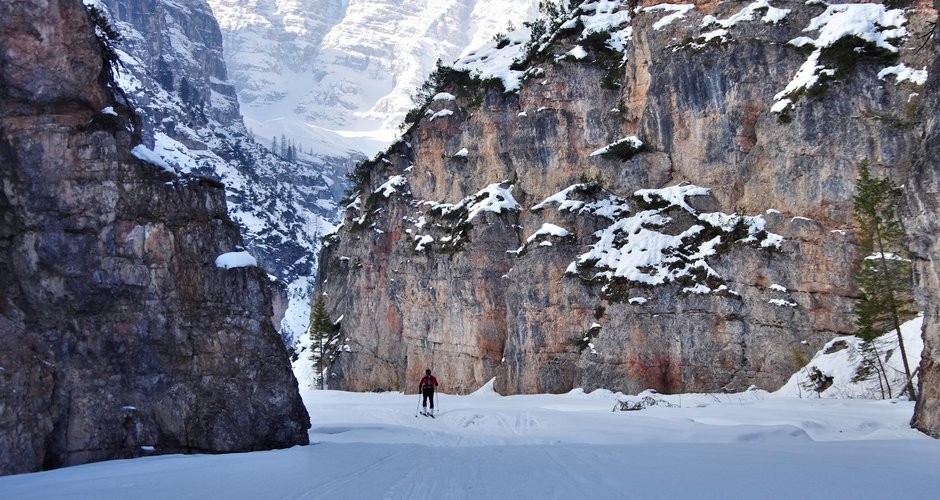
<box><xmin>3</xmin><ymin>384</ymin><xmax>939</xmax><ymax>499</ymax></box>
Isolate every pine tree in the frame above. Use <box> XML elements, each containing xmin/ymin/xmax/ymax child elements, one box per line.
<box><xmin>308</xmin><ymin>294</ymin><xmax>340</xmax><ymax>389</ymax></box>
<box><xmin>853</xmin><ymin>160</ymin><xmax>917</xmax><ymax>399</ymax></box>
<box><xmin>86</xmin><ymin>6</ymin><xmax>121</xmax><ymax>72</ymax></box>
<box><xmin>178</xmin><ymin>77</ymin><xmax>193</xmax><ymax>106</ymax></box>
<box><xmin>271</xmin><ymin>135</ymin><xmax>278</xmax><ymax>155</ymax></box>
<box><xmin>156</xmin><ymin>57</ymin><xmax>174</xmax><ymax>91</ymax></box>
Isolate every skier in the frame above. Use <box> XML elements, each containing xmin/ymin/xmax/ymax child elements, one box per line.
<box><xmin>419</xmin><ymin>369</ymin><xmax>439</xmax><ymax>416</ymax></box>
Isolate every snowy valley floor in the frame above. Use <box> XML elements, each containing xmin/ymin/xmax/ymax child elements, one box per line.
<box><xmin>3</xmin><ymin>386</ymin><xmax>940</xmax><ymax>499</ymax></box>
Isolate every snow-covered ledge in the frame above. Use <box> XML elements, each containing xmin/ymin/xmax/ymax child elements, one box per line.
<box><xmin>215</xmin><ymin>251</ymin><xmax>258</xmax><ymax>269</ymax></box>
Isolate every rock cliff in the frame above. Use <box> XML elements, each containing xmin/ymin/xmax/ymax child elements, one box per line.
<box><xmin>88</xmin><ymin>0</ymin><xmax>351</xmax><ymax>348</ymax></box>
<box><xmin>317</xmin><ymin>1</ymin><xmax>937</xmax><ymax>396</ymax></box>
<box><xmin>0</xmin><ymin>0</ymin><xmax>309</xmax><ymax>476</ymax></box>
<box><xmin>910</xmin><ymin>0</ymin><xmax>940</xmax><ymax>438</ymax></box>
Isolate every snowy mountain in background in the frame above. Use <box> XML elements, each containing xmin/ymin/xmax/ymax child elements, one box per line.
<box><xmin>205</xmin><ymin>0</ymin><xmax>548</xmax><ymax>387</ymax></box>
<box><xmin>87</xmin><ymin>0</ymin><xmax>354</xmax><ymax>346</ymax></box>
<box><xmin>207</xmin><ymin>0</ymin><xmax>544</xmax><ymax>158</ymax></box>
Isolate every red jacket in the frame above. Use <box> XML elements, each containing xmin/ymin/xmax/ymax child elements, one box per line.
<box><xmin>419</xmin><ymin>375</ymin><xmax>438</xmax><ymax>391</ymax></box>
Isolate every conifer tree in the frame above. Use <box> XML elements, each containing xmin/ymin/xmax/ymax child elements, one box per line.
<box><xmin>156</xmin><ymin>58</ymin><xmax>174</xmax><ymax>91</ymax></box>
<box><xmin>308</xmin><ymin>294</ymin><xmax>340</xmax><ymax>389</ymax></box>
<box><xmin>178</xmin><ymin>77</ymin><xmax>193</xmax><ymax>106</ymax></box>
<box><xmin>853</xmin><ymin>160</ymin><xmax>917</xmax><ymax>399</ymax></box>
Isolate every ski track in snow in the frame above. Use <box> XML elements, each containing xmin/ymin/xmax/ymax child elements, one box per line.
<box><xmin>3</xmin><ymin>387</ymin><xmax>940</xmax><ymax>499</ymax></box>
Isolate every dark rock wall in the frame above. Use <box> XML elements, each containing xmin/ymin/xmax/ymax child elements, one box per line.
<box><xmin>0</xmin><ymin>0</ymin><xmax>309</xmax><ymax>476</ymax></box>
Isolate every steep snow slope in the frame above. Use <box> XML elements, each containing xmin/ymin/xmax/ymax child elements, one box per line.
<box><xmin>207</xmin><ymin>0</ymin><xmax>544</xmax><ymax>156</ymax></box>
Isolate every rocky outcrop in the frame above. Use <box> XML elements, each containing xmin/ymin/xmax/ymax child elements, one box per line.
<box><xmin>0</xmin><ymin>0</ymin><xmax>309</xmax><ymax>476</ymax></box>
<box><xmin>88</xmin><ymin>0</ymin><xmax>351</xmax><ymax>348</ymax></box>
<box><xmin>317</xmin><ymin>1</ymin><xmax>937</xmax><ymax>395</ymax></box>
<box><xmin>910</xmin><ymin>1</ymin><xmax>940</xmax><ymax>438</ymax></box>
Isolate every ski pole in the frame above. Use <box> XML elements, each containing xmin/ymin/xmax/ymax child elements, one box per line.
<box><xmin>416</xmin><ymin>391</ymin><xmax>421</xmax><ymax>417</ymax></box>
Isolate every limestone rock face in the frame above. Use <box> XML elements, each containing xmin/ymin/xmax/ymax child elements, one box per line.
<box><xmin>0</xmin><ymin>0</ymin><xmax>309</xmax><ymax>476</ymax></box>
<box><xmin>910</xmin><ymin>1</ymin><xmax>940</xmax><ymax>438</ymax></box>
<box><xmin>318</xmin><ymin>1</ymin><xmax>937</xmax><ymax>396</ymax></box>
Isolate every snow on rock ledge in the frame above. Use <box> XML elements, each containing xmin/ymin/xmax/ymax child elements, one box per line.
<box><xmin>645</xmin><ymin>4</ymin><xmax>695</xmax><ymax>31</ymax></box>
<box><xmin>374</xmin><ymin>175</ymin><xmax>408</xmax><ymax>198</ymax></box>
<box><xmin>131</xmin><ymin>144</ymin><xmax>174</xmax><ymax>173</ymax></box>
<box><xmin>526</xmin><ymin>223</ymin><xmax>570</xmax><ymax>243</ymax></box>
<box><xmin>454</xmin><ymin>0</ymin><xmax>636</xmax><ymax>93</ymax></box>
<box><xmin>589</xmin><ymin>136</ymin><xmax>644</xmax><ymax>158</ymax></box>
<box><xmin>878</xmin><ymin>64</ymin><xmax>928</xmax><ymax>86</ymax></box>
<box><xmin>430</xmin><ymin>182</ymin><xmax>522</xmax><ymax>221</ymax></box>
<box><xmin>542</xmin><ymin>183</ymin><xmax>783</xmax><ymax>293</ymax></box>
<box><xmin>701</xmin><ymin>0</ymin><xmax>790</xmax><ymax>29</ymax></box>
<box><xmin>776</xmin><ymin>316</ymin><xmax>924</xmax><ymax>399</ymax></box>
<box><xmin>215</xmin><ymin>251</ymin><xmax>258</xmax><ymax>269</ymax></box>
<box><xmin>772</xmin><ymin>3</ymin><xmax>909</xmax><ymax>111</ymax></box>
<box><xmin>454</xmin><ymin>28</ymin><xmax>533</xmax><ymax>92</ymax></box>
